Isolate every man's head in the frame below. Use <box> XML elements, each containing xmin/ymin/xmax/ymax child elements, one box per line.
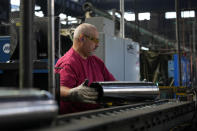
<box><xmin>73</xmin><ymin>23</ymin><xmax>99</xmax><ymax>59</ymax></box>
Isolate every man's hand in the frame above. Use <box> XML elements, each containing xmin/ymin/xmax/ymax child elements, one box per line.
<box><xmin>69</xmin><ymin>80</ymin><xmax>98</xmax><ymax>104</ymax></box>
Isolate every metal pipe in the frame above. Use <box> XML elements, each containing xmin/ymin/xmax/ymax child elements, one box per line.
<box><xmin>175</xmin><ymin>0</ymin><xmax>182</xmax><ymax>86</ymax></box>
<box><xmin>48</xmin><ymin>0</ymin><xmax>55</xmax><ymax>95</ymax></box>
<box><xmin>0</xmin><ymin>89</ymin><xmax>58</xmax><ymax>127</ymax></box>
<box><xmin>90</xmin><ymin>81</ymin><xmax>159</xmax><ymax>101</ymax></box>
<box><xmin>120</xmin><ymin>0</ymin><xmax>125</xmax><ymax>38</ymax></box>
<box><xmin>192</xmin><ymin>20</ymin><xmax>196</xmax><ymax>86</ymax></box>
<box><xmin>19</xmin><ymin>0</ymin><xmax>34</xmax><ymax>88</ymax></box>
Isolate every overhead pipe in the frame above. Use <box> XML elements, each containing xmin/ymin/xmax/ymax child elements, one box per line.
<box><xmin>83</xmin><ymin>2</ymin><xmax>187</xmax><ymax>50</ymax></box>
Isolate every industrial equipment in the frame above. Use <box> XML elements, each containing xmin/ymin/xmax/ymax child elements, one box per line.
<box><xmin>92</xmin><ymin>32</ymin><xmax>140</xmax><ymax>81</ymax></box>
<box><xmin>0</xmin><ymin>36</ymin><xmax>10</xmax><ymax>62</ymax></box>
<box><xmin>0</xmin><ymin>89</ymin><xmax>58</xmax><ymax>129</ymax></box>
<box><xmin>39</xmin><ymin>100</ymin><xmax>196</xmax><ymax>131</ymax></box>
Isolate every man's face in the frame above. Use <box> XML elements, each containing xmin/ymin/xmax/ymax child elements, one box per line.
<box><xmin>81</xmin><ymin>29</ymin><xmax>99</xmax><ymax>57</ymax></box>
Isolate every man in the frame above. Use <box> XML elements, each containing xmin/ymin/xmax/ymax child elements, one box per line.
<box><xmin>55</xmin><ymin>23</ymin><xmax>116</xmax><ymax>114</ymax></box>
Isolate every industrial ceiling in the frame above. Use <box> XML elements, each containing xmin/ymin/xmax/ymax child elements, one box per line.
<box><xmin>36</xmin><ymin>0</ymin><xmax>197</xmax><ymax>17</ymax></box>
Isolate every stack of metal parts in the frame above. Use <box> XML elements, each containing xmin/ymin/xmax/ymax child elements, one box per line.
<box><xmin>0</xmin><ymin>88</ymin><xmax>58</xmax><ymax>129</ymax></box>
<box><xmin>90</xmin><ymin>81</ymin><xmax>160</xmax><ymax>102</ymax></box>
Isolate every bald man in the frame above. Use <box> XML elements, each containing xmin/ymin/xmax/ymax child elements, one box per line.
<box><xmin>55</xmin><ymin>23</ymin><xmax>116</xmax><ymax>114</ymax></box>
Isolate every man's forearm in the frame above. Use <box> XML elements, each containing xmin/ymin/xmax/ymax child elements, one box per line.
<box><xmin>60</xmin><ymin>86</ymin><xmax>71</xmax><ymax>98</ymax></box>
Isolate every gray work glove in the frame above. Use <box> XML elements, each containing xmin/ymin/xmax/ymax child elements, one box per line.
<box><xmin>69</xmin><ymin>80</ymin><xmax>98</xmax><ymax>104</ymax></box>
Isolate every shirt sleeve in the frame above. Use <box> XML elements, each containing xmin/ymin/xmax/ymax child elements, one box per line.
<box><xmin>59</xmin><ymin>64</ymin><xmax>77</xmax><ymax>88</ymax></box>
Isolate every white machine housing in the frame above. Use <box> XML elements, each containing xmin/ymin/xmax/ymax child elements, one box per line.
<box><xmin>86</xmin><ymin>17</ymin><xmax>140</xmax><ymax>81</ymax></box>
<box><xmin>94</xmin><ymin>33</ymin><xmax>140</xmax><ymax>81</ymax></box>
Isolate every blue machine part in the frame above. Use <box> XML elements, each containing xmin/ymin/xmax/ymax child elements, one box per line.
<box><xmin>173</xmin><ymin>54</ymin><xmax>190</xmax><ymax>87</ymax></box>
<box><xmin>168</xmin><ymin>60</ymin><xmax>174</xmax><ymax>78</ymax></box>
<box><xmin>0</xmin><ymin>36</ymin><xmax>10</xmax><ymax>62</ymax></box>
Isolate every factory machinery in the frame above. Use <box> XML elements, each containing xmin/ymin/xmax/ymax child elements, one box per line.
<box><xmin>0</xmin><ymin>82</ymin><xmax>196</xmax><ymax>130</ymax></box>
<box><xmin>0</xmin><ymin>2</ymin><xmax>196</xmax><ymax>130</ymax></box>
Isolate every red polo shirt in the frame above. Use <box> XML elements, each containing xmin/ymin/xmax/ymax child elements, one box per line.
<box><xmin>55</xmin><ymin>47</ymin><xmax>115</xmax><ymax>114</ymax></box>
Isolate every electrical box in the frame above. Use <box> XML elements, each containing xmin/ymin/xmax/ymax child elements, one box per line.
<box><xmin>0</xmin><ymin>36</ymin><xmax>10</xmax><ymax>62</ymax></box>
<box><xmin>85</xmin><ymin>17</ymin><xmax>115</xmax><ymax>36</ymax></box>
<box><xmin>124</xmin><ymin>39</ymin><xmax>140</xmax><ymax>81</ymax></box>
<box><xmin>94</xmin><ymin>33</ymin><xmax>140</xmax><ymax>81</ymax></box>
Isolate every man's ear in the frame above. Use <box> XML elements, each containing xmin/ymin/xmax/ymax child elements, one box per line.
<box><xmin>80</xmin><ymin>35</ymin><xmax>85</xmax><ymax>42</ymax></box>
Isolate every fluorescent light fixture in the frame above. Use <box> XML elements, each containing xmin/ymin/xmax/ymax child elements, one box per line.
<box><xmin>124</xmin><ymin>12</ymin><xmax>135</xmax><ymax>21</ymax></box>
<box><xmin>71</xmin><ymin>20</ymin><xmax>78</xmax><ymax>23</ymax></box>
<box><xmin>115</xmin><ymin>12</ymin><xmax>121</xmax><ymax>18</ymax></box>
<box><xmin>11</xmin><ymin>0</ymin><xmax>40</xmax><ymax>12</ymax></box>
<box><xmin>35</xmin><ymin>11</ymin><xmax>44</xmax><ymax>17</ymax></box>
<box><xmin>11</xmin><ymin>0</ymin><xmax>20</xmax><ymax>6</ymax></box>
<box><xmin>181</xmin><ymin>10</ymin><xmax>195</xmax><ymax>18</ymax></box>
<box><xmin>141</xmin><ymin>46</ymin><xmax>149</xmax><ymax>51</ymax></box>
<box><xmin>166</xmin><ymin>11</ymin><xmax>195</xmax><ymax>19</ymax></box>
<box><xmin>35</xmin><ymin>5</ymin><xmax>41</xmax><ymax>11</ymax></box>
<box><xmin>108</xmin><ymin>11</ymin><xmax>121</xmax><ymax>18</ymax></box>
<box><xmin>11</xmin><ymin>0</ymin><xmax>20</xmax><ymax>12</ymax></box>
<box><xmin>165</xmin><ymin>12</ymin><xmax>176</xmax><ymax>19</ymax></box>
<box><xmin>59</xmin><ymin>13</ymin><xmax>67</xmax><ymax>20</ymax></box>
<box><xmin>68</xmin><ymin>16</ymin><xmax>76</xmax><ymax>21</ymax></box>
<box><xmin>138</xmin><ymin>12</ymin><xmax>150</xmax><ymax>21</ymax></box>
<box><xmin>61</xmin><ymin>21</ymin><xmax>67</xmax><ymax>25</ymax></box>
<box><xmin>71</xmin><ymin>0</ymin><xmax>79</xmax><ymax>2</ymax></box>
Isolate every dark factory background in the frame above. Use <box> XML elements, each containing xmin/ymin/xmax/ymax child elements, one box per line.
<box><xmin>0</xmin><ymin>0</ymin><xmax>197</xmax><ymax>130</ymax></box>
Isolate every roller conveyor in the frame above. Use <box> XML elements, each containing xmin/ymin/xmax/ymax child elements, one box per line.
<box><xmin>39</xmin><ymin>99</ymin><xmax>196</xmax><ymax>131</ymax></box>
<box><xmin>0</xmin><ymin>82</ymin><xmax>196</xmax><ymax>130</ymax></box>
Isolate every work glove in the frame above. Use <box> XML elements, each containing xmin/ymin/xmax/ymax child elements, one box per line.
<box><xmin>69</xmin><ymin>80</ymin><xmax>98</xmax><ymax>104</ymax></box>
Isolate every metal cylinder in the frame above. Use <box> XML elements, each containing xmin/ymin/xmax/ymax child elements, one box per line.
<box><xmin>19</xmin><ymin>0</ymin><xmax>34</xmax><ymax>88</ymax></box>
<box><xmin>48</xmin><ymin>0</ymin><xmax>56</xmax><ymax>96</ymax></box>
<box><xmin>0</xmin><ymin>89</ymin><xmax>58</xmax><ymax>128</ymax></box>
<box><xmin>90</xmin><ymin>81</ymin><xmax>159</xmax><ymax>101</ymax></box>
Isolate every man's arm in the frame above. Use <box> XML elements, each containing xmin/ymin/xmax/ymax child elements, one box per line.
<box><xmin>60</xmin><ymin>86</ymin><xmax>70</xmax><ymax>98</ymax></box>
<box><xmin>60</xmin><ymin>80</ymin><xmax>98</xmax><ymax>104</ymax></box>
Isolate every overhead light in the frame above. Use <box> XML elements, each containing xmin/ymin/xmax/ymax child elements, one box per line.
<box><xmin>165</xmin><ymin>12</ymin><xmax>176</xmax><ymax>19</ymax></box>
<box><xmin>141</xmin><ymin>46</ymin><xmax>149</xmax><ymax>51</ymax></box>
<box><xmin>35</xmin><ymin>11</ymin><xmax>44</xmax><ymax>17</ymax></box>
<box><xmin>68</xmin><ymin>16</ymin><xmax>76</xmax><ymax>21</ymax></box>
<box><xmin>71</xmin><ymin>0</ymin><xmax>79</xmax><ymax>2</ymax></box>
<box><xmin>11</xmin><ymin>0</ymin><xmax>20</xmax><ymax>6</ymax></box>
<box><xmin>124</xmin><ymin>12</ymin><xmax>135</xmax><ymax>21</ymax></box>
<box><xmin>59</xmin><ymin>13</ymin><xmax>67</xmax><ymax>20</ymax></box>
<box><xmin>35</xmin><ymin>5</ymin><xmax>41</xmax><ymax>11</ymax></box>
<box><xmin>138</xmin><ymin>12</ymin><xmax>150</xmax><ymax>21</ymax></box>
<box><xmin>61</xmin><ymin>21</ymin><xmax>67</xmax><ymax>25</ymax></box>
<box><xmin>181</xmin><ymin>10</ymin><xmax>195</xmax><ymax>18</ymax></box>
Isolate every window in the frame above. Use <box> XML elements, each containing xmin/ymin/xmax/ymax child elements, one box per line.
<box><xmin>165</xmin><ymin>10</ymin><xmax>195</xmax><ymax>19</ymax></box>
<box><xmin>124</xmin><ymin>12</ymin><xmax>135</xmax><ymax>21</ymax></box>
<box><xmin>138</xmin><ymin>12</ymin><xmax>150</xmax><ymax>21</ymax></box>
